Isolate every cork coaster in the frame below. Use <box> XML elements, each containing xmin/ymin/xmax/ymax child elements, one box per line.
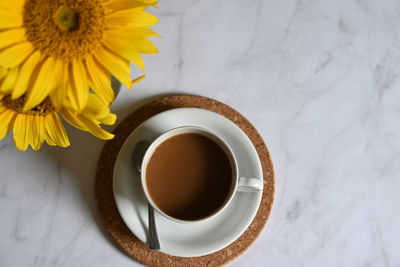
<box><xmin>95</xmin><ymin>95</ymin><xmax>275</xmax><ymax>266</ymax></box>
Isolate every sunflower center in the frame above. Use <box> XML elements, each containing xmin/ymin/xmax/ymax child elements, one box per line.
<box><xmin>23</xmin><ymin>0</ymin><xmax>106</xmax><ymax>62</ymax></box>
<box><xmin>54</xmin><ymin>6</ymin><xmax>79</xmax><ymax>32</ymax></box>
<box><xmin>2</xmin><ymin>95</ymin><xmax>56</xmax><ymax>116</ymax></box>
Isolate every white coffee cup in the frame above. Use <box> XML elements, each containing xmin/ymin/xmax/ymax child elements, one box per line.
<box><xmin>140</xmin><ymin>126</ymin><xmax>263</xmax><ymax>223</ymax></box>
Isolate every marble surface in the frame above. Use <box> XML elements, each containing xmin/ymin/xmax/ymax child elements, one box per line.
<box><xmin>1</xmin><ymin>0</ymin><xmax>400</xmax><ymax>266</ymax></box>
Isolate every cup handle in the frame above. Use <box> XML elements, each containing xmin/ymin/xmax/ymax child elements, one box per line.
<box><xmin>237</xmin><ymin>177</ymin><xmax>263</xmax><ymax>192</ymax></box>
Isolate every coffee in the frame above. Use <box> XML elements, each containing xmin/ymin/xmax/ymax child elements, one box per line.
<box><xmin>145</xmin><ymin>133</ymin><xmax>233</xmax><ymax>221</ymax></box>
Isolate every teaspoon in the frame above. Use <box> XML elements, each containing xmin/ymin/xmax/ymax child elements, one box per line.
<box><xmin>133</xmin><ymin>140</ymin><xmax>160</xmax><ymax>250</ymax></box>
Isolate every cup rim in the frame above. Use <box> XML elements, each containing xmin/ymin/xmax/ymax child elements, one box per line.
<box><xmin>140</xmin><ymin>126</ymin><xmax>239</xmax><ymax>223</ymax></box>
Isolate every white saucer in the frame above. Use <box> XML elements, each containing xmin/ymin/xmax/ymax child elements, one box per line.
<box><xmin>113</xmin><ymin>108</ymin><xmax>263</xmax><ymax>257</ymax></box>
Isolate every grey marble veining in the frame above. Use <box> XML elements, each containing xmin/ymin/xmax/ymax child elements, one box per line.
<box><xmin>1</xmin><ymin>0</ymin><xmax>400</xmax><ymax>266</ymax></box>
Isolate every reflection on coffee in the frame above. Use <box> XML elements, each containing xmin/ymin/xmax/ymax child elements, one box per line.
<box><xmin>145</xmin><ymin>133</ymin><xmax>233</xmax><ymax>221</ymax></box>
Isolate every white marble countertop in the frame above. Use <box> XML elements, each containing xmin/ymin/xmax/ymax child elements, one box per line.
<box><xmin>1</xmin><ymin>0</ymin><xmax>400</xmax><ymax>266</ymax></box>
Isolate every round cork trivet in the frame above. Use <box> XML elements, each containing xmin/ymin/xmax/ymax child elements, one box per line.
<box><xmin>95</xmin><ymin>95</ymin><xmax>275</xmax><ymax>266</ymax></box>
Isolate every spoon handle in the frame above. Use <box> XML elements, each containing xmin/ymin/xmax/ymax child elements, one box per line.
<box><xmin>148</xmin><ymin>203</ymin><xmax>160</xmax><ymax>250</ymax></box>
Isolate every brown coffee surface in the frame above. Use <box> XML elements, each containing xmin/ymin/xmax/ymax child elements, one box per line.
<box><xmin>145</xmin><ymin>133</ymin><xmax>233</xmax><ymax>221</ymax></box>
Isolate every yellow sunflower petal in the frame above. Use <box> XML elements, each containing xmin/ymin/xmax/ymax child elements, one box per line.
<box><xmin>60</xmin><ymin>109</ymin><xmax>85</xmax><ymax>131</ymax></box>
<box><xmin>103</xmin><ymin>31</ymin><xmax>145</xmax><ymax>71</ymax></box>
<box><xmin>13</xmin><ymin>114</ymin><xmax>30</xmax><ymax>151</ymax></box>
<box><xmin>0</xmin><ymin>67</ymin><xmax>19</xmax><ymax>93</ymax></box>
<box><xmin>0</xmin><ymin>42</ymin><xmax>34</xmax><ymax>68</ymax></box>
<box><xmin>0</xmin><ymin>0</ymin><xmax>24</xmax><ymax>10</ymax></box>
<box><xmin>132</xmin><ymin>74</ymin><xmax>145</xmax><ymax>85</ymax></box>
<box><xmin>85</xmin><ymin>56</ymin><xmax>114</xmax><ymax>104</ymax></box>
<box><xmin>44</xmin><ymin>113</ymin><xmax>70</xmax><ymax>147</ymax></box>
<box><xmin>76</xmin><ymin>114</ymin><xmax>115</xmax><ymax>140</ymax></box>
<box><xmin>0</xmin><ymin>28</ymin><xmax>26</xmax><ymax>50</ymax></box>
<box><xmin>131</xmin><ymin>37</ymin><xmax>158</xmax><ymax>54</ymax></box>
<box><xmin>0</xmin><ymin>9</ymin><xmax>23</xmax><ymax>29</ymax></box>
<box><xmin>12</xmin><ymin>51</ymin><xmax>41</xmax><ymax>99</ymax></box>
<box><xmin>44</xmin><ymin>134</ymin><xmax>55</xmax><ymax>146</ymax></box>
<box><xmin>106</xmin><ymin>9</ymin><xmax>158</xmax><ymax>28</ymax></box>
<box><xmin>104</xmin><ymin>0</ymin><xmax>157</xmax><ymax>13</ymax></box>
<box><xmin>99</xmin><ymin>113</ymin><xmax>117</xmax><ymax>125</ymax></box>
<box><xmin>24</xmin><ymin>57</ymin><xmax>57</xmax><ymax>110</ymax></box>
<box><xmin>78</xmin><ymin>93</ymin><xmax>117</xmax><ymax>125</ymax></box>
<box><xmin>0</xmin><ymin>67</ymin><xmax>7</xmax><ymax>80</ymax></box>
<box><xmin>82</xmin><ymin>94</ymin><xmax>109</xmax><ymax>120</ymax></box>
<box><xmin>61</xmin><ymin>109</ymin><xmax>114</xmax><ymax>140</ymax></box>
<box><xmin>129</xmin><ymin>27</ymin><xmax>161</xmax><ymax>38</ymax></box>
<box><xmin>107</xmin><ymin>20</ymin><xmax>161</xmax><ymax>37</ymax></box>
<box><xmin>0</xmin><ymin>109</ymin><xmax>16</xmax><ymax>139</ymax></box>
<box><xmin>31</xmin><ymin>115</ymin><xmax>44</xmax><ymax>151</ymax></box>
<box><xmin>94</xmin><ymin>47</ymin><xmax>132</xmax><ymax>88</ymax></box>
<box><xmin>48</xmin><ymin>59</ymin><xmax>65</xmax><ymax>109</ymax></box>
<box><xmin>66</xmin><ymin>60</ymin><xmax>89</xmax><ymax>111</ymax></box>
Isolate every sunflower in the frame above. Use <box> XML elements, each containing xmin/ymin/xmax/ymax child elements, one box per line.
<box><xmin>0</xmin><ymin>0</ymin><xmax>159</xmax><ymax>112</ymax></box>
<box><xmin>0</xmin><ymin>92</ymin><xmax>116</xmax><ymax>151</ymax></box>
<box><xmin>0</xmin><ymin>94</ymin><xmax>70</xmax><ymax>150</ymax></box>
<box><xmin>61</xmin><ymin>93</ymin><xmax>117</xmax><ymax>141</ymax></box>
